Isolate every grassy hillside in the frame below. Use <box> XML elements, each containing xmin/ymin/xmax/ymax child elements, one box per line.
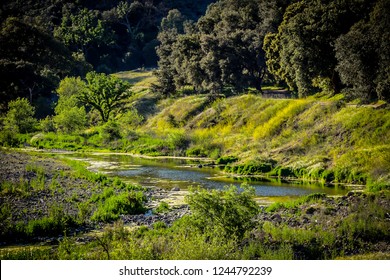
<box><xmin>19</xmin><ymin>70</ymin><xmax>389</xmax><ymax>189</ymax></box>
<box><xmin>127</xmin><ymin>79</ymin><xmax>389</xmax><ymax>189</ymax></box>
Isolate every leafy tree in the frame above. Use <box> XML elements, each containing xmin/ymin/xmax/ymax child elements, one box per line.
<box><xmin>54</xmin><ymin>8</ymin><xmax>114</xmax><ymax>67</ymax></box>
<box><xmin>114</xmin><ymin>1</ymin><xmax>158</xmax><ymax>47</ymax></box>
<box><xmin>196</xmin><ymin>0</ymin><xmax>275</xmax><ymax>93</ymax></box>
<box><xmin>185</xmin><ymin>185</ymin><xmax>259</xmax><ymax>239</ymax></box>
<box><xmin>156</xmin><ymin>0</ymin><xmax>289</xmax><ymax>95</ymax></box>
<box><xmin>79</xmin><ymin>72</ymin><xmax>132</xmax><ymax>122</ymax></box>
<box><xmin>335</xmin><ymin>0</ymin><xmax>390</xmax><ymax>102</ymax></box>
<box><xmin>169</xmin><ymin>23</ymin><xmax>206</xmax><ymax>92</ymax></box>
<box><xmin>264</xmin><ymin>0</ymin><xmax>374</xmax><ymax>97</ymax></box>
<box><xmin>53</xmin><ymin>77</ymin><xmax>87</xmax><ymax>133</ymax></box>
<box><xmin>155</xmin><ymin>9</ymin><xmax>187</xmax><ymax>96</ymax></box>
<box><xmin>55</xmin><ymin>77</ymin><xmax>86</xmax><ymax>111</ymax></box>
<box><xmin>3</xmin><ymin>98</ymin><xmax>37</xmax><ymax>133</ymax></box>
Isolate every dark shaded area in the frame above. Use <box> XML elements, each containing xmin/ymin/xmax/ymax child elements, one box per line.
<box><xmin>0</xmin><ymin>0</ymin><xmax>216</xmax><ymax>111</ymax></box>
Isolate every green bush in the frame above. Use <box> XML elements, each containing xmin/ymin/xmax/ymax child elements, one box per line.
<box><xmin>216</xmin><ymin>156</ymin><xmax>239</xmax><ymax>165</ymax></box>
<box><xmin>3</xmin><ymin>98</ymin><xmax>38</xmax><ymax>133</ymax></box>
<box><xmin>186</xmin><ymin>147</ymin><xmax>207</xmax><ymax>157</ymax></box>
<box><xmin>168</xmin><ymin>132</ymin><xmax>189</xmax><ymax>152</ymax></box>
<box><xmin>0</xmin><ymin>129</ymin><xmax>20</xmax><ymax>147</ymax></box>
<box><xmin>100</xmin><ymin>121</ymin><xmax>122</xmax><ymax>144</ymax></box>
<box><xmin>91</xmin><ymin>191</ymin><xmax>147</xmax><ymax>222</ymax></box>
<box><xmin>224</xmin><ymin>161</ymin><xmax>275</xmax><ymax>175</ymax></box>
<box><xmin>185</xmin><ymin>184</ymin><xmax>259</xmax><ymax>239</ymax></box>
<box><xmin>40</xmin><ymin>116</ymin><xmax>56</xmax><ymax>132</ymax></box>
<box><xmin>154</xmin><ymin>201</ymin><xmax>170</xmax><ymax>214</ymax></box>
<box><xmin>54</xmin><ymin>106</ymin><xmax>87</xmax><ymax>133</ymax></box>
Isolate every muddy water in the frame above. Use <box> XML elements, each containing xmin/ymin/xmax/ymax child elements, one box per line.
<box><xmin>65</xmin><ymin>153</ymin><xmax>348</xmax><ymax>198</ymax></box>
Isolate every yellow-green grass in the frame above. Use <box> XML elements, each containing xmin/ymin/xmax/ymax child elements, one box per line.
<box><xmin>137</xmin><ymin>93</ymin><xmax>389</xmax><ymax>187</ymax></box>
<box><xmin>114</xmin><ymin>70</ymin><xmax>157</xmax><ymax>90</ymax></box>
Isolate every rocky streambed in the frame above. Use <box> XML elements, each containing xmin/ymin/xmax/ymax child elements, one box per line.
<box><xmin>1</xmin><ymin>150</ymin><xmax>389</xmax><ymax>259</ymax></box>
<box><xmin>0</xmin><ymin>150</ymin><xmax>190</xmax><ymax>246</ymax></box>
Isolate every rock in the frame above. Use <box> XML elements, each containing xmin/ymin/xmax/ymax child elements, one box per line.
<box><xmin>305</xmin><ymin>206</ymin><xmax>316</xmax><ymax>215</ymax></box>
<box><xmin>271</xmin><ymin>213</ymin><xmax>282</xmax><ymax>223</ymax></box>
<box><xmin>302</xmin><ymin>216</ymin><xmax>310</xmax><ymax>224</ymax></box>
<box><xmin>171</xmin><ymin>187</ymin><xmax>180</xmax><ymax>191</ymax></box>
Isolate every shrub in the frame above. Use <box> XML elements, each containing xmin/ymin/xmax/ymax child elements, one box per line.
<box><xmin>100</xmin><ymin>121</ymin><xmax>121</xmax><ymax>144</ymax></box>
<box><xmin>216</xmin><ymin>156</ymin><xmax>239</xmax><ymax>165</ymax></box>
<box><xmin>186</xmin><ymin>147</ymin><xmax>207</xmax><ymax>157</ymax></box>
<box><xmin>0</xmin><ymin>129</ymin><xmax>20</xmax><ymax>147</ymax></box>
<box><xmin>167</xmin><ymin>132</ymin><xmax>189</xmax><ymax>151</ymax></box>
<box><xmin>154</xmin><ymin>201</ymin><xmax>170</xmax><ymax>214</ymax></box>
<box><xmin>54</xmin><ymin>106</ymin><xmax>87</xmax><ymax>133</ymax></box>
<box><xmin>40</xmin><ymin>116</ymin><xmax>56</xmax><ymax>132</ymax></box>
<box><xmin>3</xmin><ymin>98</ymin><xmax>38</xmax><ymax>133</ymax></box>
<box><xmin>185</xmin><ymin>184</ymin><xmax>259</xmax><ymax>239</ymax></box>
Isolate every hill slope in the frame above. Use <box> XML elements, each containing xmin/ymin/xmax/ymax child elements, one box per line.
<box><xmin>131</xmin><ymin>93</ymin><xmax>389</xmax><ymax>189</ymax></box>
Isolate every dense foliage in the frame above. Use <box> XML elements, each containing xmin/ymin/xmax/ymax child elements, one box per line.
<box><xmin>0</xmin><ymin>0</ymin><xmax>216</xmax><ymax>111</ymax></box>
<box><xmin>1</xmin><ymin>0</ymin><xmax>389</xmax><ymax>111</ymax></box>
<box><xmin>0</xmin><ymin>17</ymin><xmax>87</xmax><ymax>111</ymax></box>
<box><xmin>1</xmin><ymin>0</ymin><xmax>389</xmax><ymax>262</ymax></box>
<box><xmin>263</xmin><ymin>0</ymin><xmax>389</xmax><ymax>100</ymax></box>
<box><xmin>154</xmin><ymin>0</ymin><xmax>389</xmax><ymax>102</ymax></box>
<box><xmin>80</xmin><ymin>72</ymin><xmax>132</xmax><ymax>122</ymax></box>
<box><xmin>155</xmin><ymin>0</ymin><xmax>290</xmax><ymax>95</ymax></box>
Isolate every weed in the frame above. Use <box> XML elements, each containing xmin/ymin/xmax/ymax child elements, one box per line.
<box><xmin>91</xmin><ymin>191</ymin><xmax>146</xmax><ymax>222</ymax></box>
<box><xmin>216</xmin><ymin>156</ymin><xmax>239</xmax><ymax>165</ymax></box>
<box><xmin>154</xmin><ymin>201</ymin><xmax>170</xmax><ymax>214</ymax></box>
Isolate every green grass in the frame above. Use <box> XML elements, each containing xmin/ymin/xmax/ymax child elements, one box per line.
<box><xmin>114</xmin><ymin>70</ymin><xmax>157</xmax><ymax>91</ymax></box>
<box><xmin>91</xmin><ymin>191</ymin><xmax>147</xmax><ymax>222</ymax></box>
<box><xmin>36</xmin><ymin>190</ymin><xmax>388</xmax><ymax>260</ymax></box>
<box><xmin>0</xmin><ymin>152</ymin><xmax>148</xmax><ymax>244</ymax></box>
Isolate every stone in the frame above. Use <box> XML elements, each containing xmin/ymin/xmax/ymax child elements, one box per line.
<box><xmin>271</xmin><ymin>213</ymin><xmax>282</xmax><ymax>223</ymax></box>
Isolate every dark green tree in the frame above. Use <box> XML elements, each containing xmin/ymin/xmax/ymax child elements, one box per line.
<box><xmin>335</xmin><ymin>0</ymin><xmax>390</xmax><ymax>102</ymax></box>
<box><xmin>171</xmin><ymin>30</ymin><xmax>205</xmax><ymax>92</ymax></box>
<box><xmin>0</xmin><ymin>17</ymin><xmax>84</xmax><ymax>111</ymax></box>
<box><xmin>54</xmin><ymin>8</ymin><xmax>115</xmax><ymax>66</ymax></box>
<box><xmin>53</xmin><ymin>77</ymin><xmax>87</xmax><ymax>133</ymax></box>
<box><xmin>155</xmin><ymin>9</ymin><xmax>187</xmax><ymax>96</ymax></box>
<box><xmin>197</xmin><ymin>0</ymin><xmax>278</xmax><ymax>93</ymax></box>
<box><xmin>264</xmin><ymin>0</ymin><xmax>374</xmax><ymax>97</ymax></box>
<box><xmin>79</xmin><ymin>72</ymin><xmax>132</xmax><ymax>122</ymax></box>
<box><xmin>3</xmin><ymin>98</ymin><xmax>38</xmax><ymax>133</ymax></box>
<box><xmin>156</xmin><ymin>0</ymin><xmax>289</xmax><ymax>95</ymax></box>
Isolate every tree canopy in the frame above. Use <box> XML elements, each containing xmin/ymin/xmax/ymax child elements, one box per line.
<box><xmin>1</xmin><ymin>0</ymin><xmax>389</xmax><ymax>110</ymax></box>
<box><xmin>0</xmin><ymin>17</ymin><xmax>86</xmax><ymax>111</ymax></box>
<box><xmin>53</xmin><ymin>77</ymin><xmax>87</xmax><ymax>133</ymax></box>
<box><xmin>263</xmin><ymin>0</ymin><xmax>388</xmax><ymax>100</ymax></box>
<box><xmin>0</xmin><ymin>0</ymin><xmax>216</xmax><ymax>111</ymax></box>
<box><xmin>155</xmin><ymin>0</ymin><xmax>290</xmax><ymax>95</ymax></box>
<box><xmin>153</xmin><ymin>0</ymin><xmax>388</xmax><ymax>102</ymax></box>
<box><xmin>335</xmin><ymin>0</ymin><xmax>390</xmax><ymax>101</ymax></box>
<box><xmin>79</xmin><ymin>72</ymin><xmax>132</xmax><ymax>123</ymax></box>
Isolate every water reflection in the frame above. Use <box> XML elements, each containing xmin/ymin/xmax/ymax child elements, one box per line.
<box><xmin>67</xmin><ymin>153</ymin><xmax>348</xmax><ymax>197</ymax></box>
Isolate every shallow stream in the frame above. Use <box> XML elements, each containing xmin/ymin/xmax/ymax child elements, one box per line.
<box><xmin>64</xmin><ymin>153</ymin><xmax>348</xmax><ymax>200</ymax></box>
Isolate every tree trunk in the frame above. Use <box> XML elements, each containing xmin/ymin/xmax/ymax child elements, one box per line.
<box><xmin>332</xmin><ymin>71</ymin><xmax>342</xmax><ymax>95</ymax></box>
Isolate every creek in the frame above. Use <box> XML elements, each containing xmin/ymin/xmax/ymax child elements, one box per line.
<box><xmin>64</xmin><ymin>153</ymin><xmax>348</xmax><ymax>200</ymax></box>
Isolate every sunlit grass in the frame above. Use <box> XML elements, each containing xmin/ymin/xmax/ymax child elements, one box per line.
<box><xmin>114</xmin><ymin>70</ymin><xmax>157</xmax><ymax>89</ymax></box>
